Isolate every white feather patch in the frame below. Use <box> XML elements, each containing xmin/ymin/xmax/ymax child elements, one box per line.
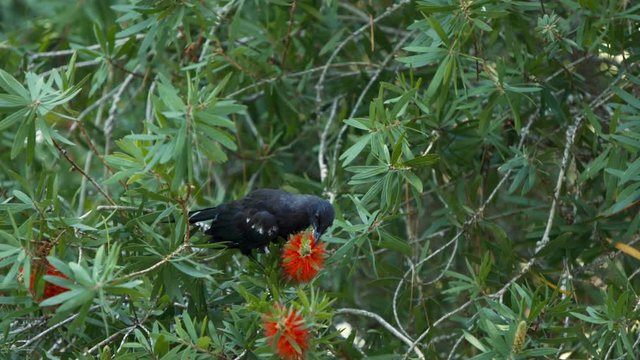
<box><xmin>195</xmin><ymin>222</ymin><xmax>211</xmax><ymax>232</ymax></box>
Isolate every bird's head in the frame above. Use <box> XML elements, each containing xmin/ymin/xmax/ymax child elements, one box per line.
<box><xmin>308</xmin><ymin>199</ymin><xmax>335</xmax><ymax>243</ymax></box>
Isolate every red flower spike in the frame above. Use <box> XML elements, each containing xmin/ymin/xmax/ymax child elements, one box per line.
<box><xmin>263</xmin><ymin>305</ymin><xmax>309</xmax><ymax>359</ymax></box>
<box><xmin>22</xmin><ymin>263</ymin><xmax>69</xmax><ymax>300</ymax></box>
<box><xmin>281</xmin><ymin>231</ymin><xmax>326</xmax><ymax>283</ymax></box>
<box><xmin>41</xmin><ymin>265</ymin><xmax>69</xmax><ymax>299</ymax></box>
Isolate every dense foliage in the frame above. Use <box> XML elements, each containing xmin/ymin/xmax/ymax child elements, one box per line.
<box><xmin>1</xmin><ymin>0</ymin><xmax>640</xmax><ymax>358</ymax></box>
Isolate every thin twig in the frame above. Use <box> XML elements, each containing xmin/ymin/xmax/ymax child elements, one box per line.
<box><xmin>399</xmin><ymin>115</ymin><xmax>537</xmax><ymax>359</ymax></box>
<box><xmin>243</xmin><ymin>112</ymin><xmax>264</xmax><ymax>148</ymax></box>
<box><xmin>40</xmin><ymin>59</ymin><xmax>101</xmax><ymax>78</ymax></box>
<box><xmin>393</xmin><ymin>259</ymin><xmax>415</xmax><ymax>339</ymax></box>
<box><xmin>555</xmin><ymin>257</ymin><xmax>574</xmax><ymax>356</ymax></box>
<box><xmin>146</xmin><ymin>80</ymin><xmax>157</xmax><ymax>124</ymax></box>
<box><xmin>14</xmin><ymin>306</ymin><xmax>100</xmax><ymax>350</ymax></box>
<box><xmin>228</xmin><ymin>62</ymin><xmax>380</xmax><ymax>98</ymax></box>
<box><xmin>314</xmin><ymin>0</ymin><xmax>411</xmax><ymax>110</ymax></box>
<box><xmin>447</xmin><ymin>333</ymin><xmax>466</xmax><ymax>360</ymax></box>
<box><xmin>199</xmin><ymin>0</ymin><xmax>238</xmax><ymax>62</ymax></box>
<box><xmin>119</xmin><ymin>243</ymin><xmax>187</xmax><ymax>280</ymax></box>
<box><xmin>338</xmin><ymin>2</ymin><xmax>413</xmax><ymax>37</ymax></box>
<box><xmin>6</xmin><ymin>318</ymin><xmax>48</xmax><ymax>337</ymax></box>
<box><xmin>233</xmin><ymin>350</ymin><xmax>247</xmax><ymax>360</ymax></box>
<box><xmin>96</xmin><ymin>205</ymin><xmax>155</xmax><ymax>212</ymax></box>
<box><xmin>281</xmin><ymin>0</ymin><xmax>297</xmax><ymax>68</ymax></box>
<box><xmin>78</xmin><ymin>125</ymin><xmax>116</xmax><ymax>175</ymax></box>
<box><xmin>330</xmin><ymin>29</ymin><xmax>416</xmax><ymax>185</ymax></box>
<box><xmin>103</xmin><ymin>68</ymin><xmax>138</xmax><ymax>162</ymax></box>
<box><xmin>116</xmin><ymin>326</ymin><xmax>137</xmax><ymax>354</ymax></box>
<box><xmin>68</xmin><ymin>86</ymin><xmax>120</xmax><ymax>132</ymax></box>
<box><xmin>29</xmin><ymin>35</ymin><xmax>145</xmax><ymax>61</ymax></box>
<box><xmin>535</xmin><ymin>118</ymin><xmax>580</xmax><ymax>253</ymax></box>
<box><xmin>574</xmin><ymin>236</ymin><xmax>640</xmax><ymax>276</ymax></box>
<box><xmin>53</xmin><ymin>140</ymin><xmax>116</xmax><ymax>206</ymax></box>
<box><xmin>403</xmin><ymin>77</ymin><xmax>624</xmax><ymax>358</ymax></box>
<box><xmin>83</xmin><ymin>326</ymin><xmax>132</xmax><ymax>355</ymax></box>
<box><xmin>335</xmin><ymin>308</ymin><xmax>425</xmax><ymax>360</ymax></box>
<box><xmin>76</xmin><ymin>152</ymin><xmax>93</xmax><ymax>215</ymax></box>
<box><xmin>319</xmin><ymin>98</ymin><xmax>340</xmax><ymax>197</ymax></box>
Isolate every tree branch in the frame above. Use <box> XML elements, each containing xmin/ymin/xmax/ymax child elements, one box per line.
<box><xmin>335</xmin><ymin>307</ymin><xmax>425</xmax><ymax>360</ymax></box>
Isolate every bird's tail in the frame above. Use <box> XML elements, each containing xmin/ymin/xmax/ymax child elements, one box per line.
<box><xmin>188</xmin><ymin>207</ymin><xmax>220</xmax><ymax>223</ymax></box>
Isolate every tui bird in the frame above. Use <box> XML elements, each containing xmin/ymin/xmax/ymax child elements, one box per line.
<box><xmin>188</xmin><ymin>189</ymin><xmax>334</xmax><ymax>255</ymax></box>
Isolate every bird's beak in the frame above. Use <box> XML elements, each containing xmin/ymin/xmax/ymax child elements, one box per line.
<box><xmin>313</xmin><ymin>228</ymin><xmax>322</xmax><ymax>244</ymax></box>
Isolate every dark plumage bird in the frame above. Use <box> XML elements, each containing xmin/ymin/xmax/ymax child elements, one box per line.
<box><xmin>188</xmin><ymin>189</ymin><xmax>335</xmax><ymax>255</ymax></box>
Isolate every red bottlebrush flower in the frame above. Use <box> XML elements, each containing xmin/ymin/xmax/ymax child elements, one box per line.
<box><xmin>263</xmin><ymin>305</ymin><xmax>309</xmax><ymax>359</ymax></box>
<box><xmin>23</xmin><ymin>263</ymin><xmax>69</xmax><ymax>300</ymax></box>
<box><xmin>40</xmin><ymin>264</ymin><xmax>69</xmax><ymax>299</ymax></box>
<box><xmin>281</xmin><ymin>231</ymin><xmax>326</xmax><ymax>283</ymax></box>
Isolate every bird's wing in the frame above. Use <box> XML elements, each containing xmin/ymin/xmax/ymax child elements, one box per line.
<box><xmin>194</xmin><ymin>204</ymin><xmax>244</xmax><ymax>243</ymax></box>
<box><xmin>188</xmin><ymin>207</ymin><xmax>221</xmax><ymax>223</ymax></box>
<box><xmin>243</xmin><ymin>188</ymin><xmax>291</xmax><ymax>204</ymax></box>
<box><xmin>242</xmin><ymin>210</ymin><xmax>279</xmax><ymax>243</ymax></box>
<box><xmin>188</xmin><ymin>189</ymin><xmax>331</xmax><ymax>254</ymax></box>
<box><xmin>189</xmin><ymin>201</ymin><xmax>279</xmax><ymax>249</ymax></box>
<box><xmin>244</xmin><ymin>189</ymin><xmax>319</xmax><ymax>237</ymax></box>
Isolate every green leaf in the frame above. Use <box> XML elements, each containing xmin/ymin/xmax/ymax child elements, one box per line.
<box><xmin>425</xmin><ymin>55</ymin><xmax>451</xmax><ymax>99</ymax></box>
<box><xmin>504</xmin><ymin>84</ymin><xmax>542</xmax><ymax>93</ymax></box>
<box><xmin>614</xmin><ymin>87</ymin><xmax>640</xmax><ymax>109</ymax></box>
<box><xmin>116</xmin><ymin>17</ymin><xmax>153</xmax><ymax>38</ymax></box>
<box><xmin>0</xmin><ymin>107</ymin><xmax>29</xmax><ymax>131</ymax></box>
<box><xmin>403</xmin><ymin>171</ymin><xmax>423</xmax><ymax>193</ymax></box>
<box><xmin>601</xmin><ymin>185</ymin><xmax>640</xmax><ymax>217</ymax></box>
<box><xmin>10</xmin><ymin>111</ymin><xmax>34</xmax><ymax>159</ymax></box>
<box><xmin>426</xmin><ymin>16</ymin><xmax>450</xmax><ymax>47</ymax></box>
<box><xmin>0</xmin><ymin>94</ymin><xmax>28</xmax><ymax>109</ymax></box>
<box><xmin>518</xmin><ymin>348</ymin><xmax>559</xmax><ymax>356</ymax></box>
<box><xmin>472</xmin><ymin>18</ymin><xmax>493</xmax><ymax>32</ymax></box>
<box><xmin>195</xmin><ymin>110</ymin><xmax>235</xmax><ymax>129</ymax></box>
<box><xmin>68</xmin><ymin>262</ymin><xmax>94</xmax><ymax>287</ymax></box>
<box><xmin>579</xmin><ymin>147</ymin><xmax>610</xmax><ymax>183</ymax></box>
<box><xmin>0</xmin><ymin>295</ymin><xmax>32</xmax><ymax>305</ymax></box>
<box><xmin>319</xmin><ymin>28</ymin><xmax>345</xmax><ymax>56</ymax></box>
<box><xmin>569</xmin><ymin>311</ymin><xmax>610</xmax><ymax>324</ymax></box>
<box><xmin>463</xmin><ymin>330</ymin><xmax>488</xmax><ymax>352</ymax></box>
<box><xmin>198</xmin><ymin>125</ymin><xmax>237</xmax><ymax>150</ymax></box>
<box><xmin>391</xmin><ymin>132</ymin><xmax>406</xmax><ymax>165</ymax></box>
<box><xmin>157</xmin><ymin>81</ymin><xmax>185</xmax><ymax>112</ymax></box>
<box><xmin>401</xmin><ymin>154</ymin><xmax>438</xmax><ymax>167</ymax></box>
<box><xmin>377</xmin><ymin>230</ymin><xmax>412</xmax><ymax>255</ymax></box>
<box><xmin>12</xmin><ymin>190</ymin><xmax>33</xmax><ymax>207</ymax></box>
<box><xmin>389</xmin><ymin>90</ymin><xmax>416</xmax><ymax>119</ymax></box>
<box><xmin>343</xmin><ymin>118</ymin><xmax>371</xmax><ymax>131</ymax></box>
<box><xmin>39</xmin><ymin>288</ymin><xmax>84</xmax><ymax>307</ymax></box>
<box><xmin>340</xmin><ymin>133</ymin><xmax>372</xmax><ymax>166</ymax></box>
<box><xmin>0</xmin><ymin>69</ymin><xmax>28</xmax><ymax>98</ymax></box>
<box><xmin>93</xmin><ymin>24</ymin><xmax>108</xmax><ymax>53</ymax></box>
<box><xmin>172</xmin><ymin>261</ymin><xmax>213</xmax><ymax>279</ymax></box>
<box><xmin>417</xmin><ymin>1</ymin><xmax>458</xmax><ymax>13</ymax></box>
<box><xmin>347</xmin><ymin>165</ymin><xmax>388</xmax><ymax>181</ymax></box>
<box><xmin>584</xmin><ymin>106</ymin><xmax>602</xmax><ymax>135</ymax></box>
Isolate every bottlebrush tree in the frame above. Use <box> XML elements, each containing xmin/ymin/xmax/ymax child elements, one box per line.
<box><xmin>1</xmin><ymin>0</ymin><xmax>640</xmax><ymax>359</ymax></box>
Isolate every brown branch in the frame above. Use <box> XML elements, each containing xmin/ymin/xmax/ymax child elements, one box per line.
<box><xmin>78</xmin><ymin>125</ymin><xmax>115</xmax><ymax>175</ymax></box>
<box><xmin>281</xmin><ymin>0</ymin><xmax>297</xmax><ymax>68</ymax></box>
<box><xmin>119</xmin><ymin>243</ymin><xmax>187</xmax><ymax>281</ymax></box>
<box><xmin>369</xmin><ymin>13</ymin><xmax>375</xmax><ymax>52</ymax></box>
<box><xmin>52</xmin><ymin>140</ymin><xmax>117</xmax><ymax>206</ymax></box>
